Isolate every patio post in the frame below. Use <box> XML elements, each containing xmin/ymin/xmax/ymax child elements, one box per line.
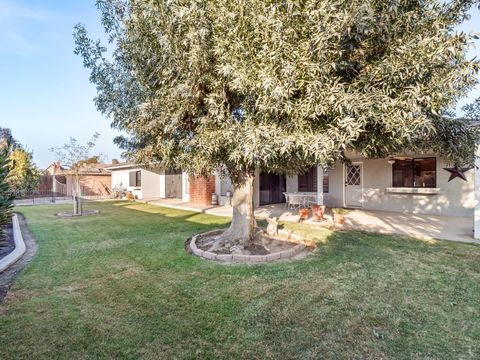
<box><xmin>316</xmin><ymin>166</ymin><xmax>324</xmax><ymax>205</ymax></box>
<box><xmin>475</xmin><ymin>145</ymin><xmax>480</xmax><ymax>239</ymax></box>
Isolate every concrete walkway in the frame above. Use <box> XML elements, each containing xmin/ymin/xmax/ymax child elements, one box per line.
<box><xmin>344</xmin><ymin>209</ymin><xmax>475</xmax><ymax>244</ymax></box>
<box><xmin>139</xmin><ymin>198</ymin><xmax>232</xmax><ymax>216</ymax></box>
<box><xmin>139</xmin><ymin>198</ymin><xmax>477</xmax><ymax>244</ymax></box>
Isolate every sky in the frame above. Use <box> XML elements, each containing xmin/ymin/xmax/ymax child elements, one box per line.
<box><xmin>0</xmin><ymin>0</ymin><xmax>122</xmax><ymax>168</ymax></box>
<box><xmin>0</xmin><ymin>1</ymin><xmax>479</xmax><ymax>169</ymax></box>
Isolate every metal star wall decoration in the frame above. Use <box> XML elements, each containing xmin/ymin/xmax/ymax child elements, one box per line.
<box><xmin>443</xmin><ymin>165</ymin><xmax>473</xmax><ymax>182</ymax></box>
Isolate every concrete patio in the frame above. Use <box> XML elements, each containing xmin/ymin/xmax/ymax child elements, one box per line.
<box><xmin>139</xmin><ymin>198</ymin><xmax>477</xmax><ymax>244</ymax></box>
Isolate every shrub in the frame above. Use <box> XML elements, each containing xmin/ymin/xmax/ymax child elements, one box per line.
<box><xmin>0</xmin><ymin>150</ymin><xmax>14</xmax><ymax>240</ymax></box>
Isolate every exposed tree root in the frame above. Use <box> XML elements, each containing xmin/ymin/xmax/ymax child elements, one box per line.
<box><xmin>207</xmin><ymin>228</ymin><xmax>264</xmax><ymax>253</ymax></box>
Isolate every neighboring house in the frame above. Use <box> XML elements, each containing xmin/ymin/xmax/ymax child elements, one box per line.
<box><xmin>39</xmin><ymin>162</ymin><xmax>112</xmax><ymax>197</ymax></box>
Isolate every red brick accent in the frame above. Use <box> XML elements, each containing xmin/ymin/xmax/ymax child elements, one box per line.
<box><xmin>189</xmin><ymin>175</ymin><xmax>215</xmax><ymax>205</ymax></box>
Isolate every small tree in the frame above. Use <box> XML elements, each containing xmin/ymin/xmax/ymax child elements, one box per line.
<box><xmin>75</xmin><ymin>1</ymin><xmax>480</xmax><ymax>249</ymax></box>
<box><xmin>7</xmin><ymin>148</ymin><xmax>41</xmax><ymax>196</ymax></box>
<box><xmin>50</xmin><ymin>133</ymin><xmax>101</xmax><ymax>215</ymax></box>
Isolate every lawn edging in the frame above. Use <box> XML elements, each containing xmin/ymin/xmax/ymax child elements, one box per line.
<box><xmin>0</xmin><ymin>214</ymin><xmax>26</xmax><ymax>273</ymax></box>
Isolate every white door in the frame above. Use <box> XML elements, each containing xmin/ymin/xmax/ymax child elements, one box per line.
<box><xmin>345</xmin><ymin>163</ymin><xmax>363</xmax><ymax>208</ymax></box>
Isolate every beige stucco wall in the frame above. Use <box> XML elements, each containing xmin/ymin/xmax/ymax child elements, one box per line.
<box><xmin>323</xmin><ymin>155</ymin><xmax>474</xmax><ymax>217</ymax></box>
<box><xmin>159</xmin><ymin>169</ymin><xmax>166</xmax><ymax>198</ymax></box>
<box><xmin>111</xmin><ymin>168</ymin><xmax>143</xmax><ymax>199</ymax></box>
<box><xmin>110</xmin><ymin>166</ymin><xmax>163</xmax><ymax>200</ymax></box>
<box><xmin>111</xmin><ymin>169</ymin><xmax>130</xmax><ymax>190</ymax></box>
<box><xmin>215</xmin><ymin>169</ymin><xmax>261</xmax><ymax>206</ymax></box>
<box><xmin>182</xmin><ymin>171</ymin><xmax>190</xmax><ymax>202</ymax></box>
<box><xmin>141</xmin><ymin>167</ymin><xmax>162</xmax><ymax>199</ymax></box>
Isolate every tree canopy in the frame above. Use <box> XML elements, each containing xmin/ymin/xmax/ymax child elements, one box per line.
<box><xmin>464</xmin><ymin>97</ymin><xmax>480</xmax><ymax>119</ymax></box>
<box><xmin>0</xmin><ymin>150</ymin><xmax>14</xmax><ymax>240</ymax></box>
<box><xmin>75</xmin><ymin>0</ymin><xmax>480</xmax><ymax>181</ymax></box>
<box><xmin>0</xmin><ymin>128</ymin><xmax>40</xmax><ymax>196</ymax></box>
<box><xmin>50</xmin><ymin>133</ymin><xmax>101</xmax><ymax>172</ymax></box>
<box><xmin>0</xmin><ymin>128</ymin><xmax>18</xmax><ymax>154</ymax></box>
<box><xmin>7</xmin><ymin>148</ymin><xmax>41</xmax><ymax>195</ymax></box>
<box><xmin>0</xmin><ymin>128</ymin><xmax>16</xmax><ymax>239</ymax></box>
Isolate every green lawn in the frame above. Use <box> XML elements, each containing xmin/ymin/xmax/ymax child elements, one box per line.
<box><xmin>0</xmin><ymin>201</ymin><xmax>479</xmax><ymax>359</ymax></box>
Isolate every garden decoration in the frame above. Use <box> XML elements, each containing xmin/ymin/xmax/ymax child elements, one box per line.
<box><xmin>311</xmin><ymin>204</ymin><xmax>326</xmax><ymax>221</ymax></box>
<box><xmin>266</xmin><ymin>217</ymin><xmax>279</xmax><ymax>236</ymax></box>
<box><xmin>443</xmin><ymin>165</ymin><xmax>473</xmax><ymax>182</ymax></box>
<box><xmin>299</xmin><ymin>208</ymin><xmax>309</xmax><ymax>221</ymax></box>
<box><xmin>332</xmin><ymin>208</ymin><xmax>348</xmax><ymax>225</ymax></box>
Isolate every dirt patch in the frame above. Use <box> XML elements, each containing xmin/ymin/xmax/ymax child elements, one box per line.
<box><xmin>109</xmin><ymin>264</ymin><xmax>145</xmax><ymax>279</ymax></box>
<box><xmin>194</xmin><ymin>229</ymin><xmax>299</xmax><ymax>255</ymax></box>
<box><xmin>0</xmin><ymin>223</ymin><xmax>15</xmax><ymax>261</ymax></box>
<box><xmin>3</xmin><ymin>288</ymin><xmax>39</xmax><ymax>305</ymax></box>
<box><xmin>0</xmin><ymin>214</ymin><xmax>38</xmax><ymax>304</ymax></box>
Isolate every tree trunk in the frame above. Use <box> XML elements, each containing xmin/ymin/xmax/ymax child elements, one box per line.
<box><xmin>73</xmin><ymin>195</ymin><xmax>80</xmax><ymax>215</ymax></box>
<box><xmin>209</xmin><ymin>171</ymin><xmax>257</xmax><ymax>251</ymax></box>
<box><xmin>73</xmin><ymin>175</ymin><xmax>81</xmax><ymax>215</ymax></box>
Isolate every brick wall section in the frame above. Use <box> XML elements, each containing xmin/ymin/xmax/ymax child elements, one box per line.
<box><xmin>189</xmin><ymin>175</ymin><xmax>215</xmax><ymax>205</ymax></box>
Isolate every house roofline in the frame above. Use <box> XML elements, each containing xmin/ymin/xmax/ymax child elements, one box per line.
<box><xmin>61</xmin><ymin>171</ymin><xmax>111</xmax><ymax>176</ymax></box>
<box><xmin>104</xmin><ymin>164</ymin><xmax>142</xmax><ymax>171</ymax></box>
<box><xmin>104</xmin><ymin>162</ymin><xmax>165</xmax><ymax>171</ymax></box>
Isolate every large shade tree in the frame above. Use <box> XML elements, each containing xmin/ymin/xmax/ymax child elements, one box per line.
<box><xmin>75</xmin><ymin>0</ymin><xmax>480</xmax><ymax>249</ymax></box>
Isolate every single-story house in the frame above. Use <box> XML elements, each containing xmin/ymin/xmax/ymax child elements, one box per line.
<box><xmin>106</xmin><ymin>150</ymin><xmax>480</xmax><ymax>239</ymax></box>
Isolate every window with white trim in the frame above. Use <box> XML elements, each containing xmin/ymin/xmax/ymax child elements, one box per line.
<box><xmin>129</xmin><ymin>170</ymin><xmax>141</xmax><ymax>187</ymax></box>
<box><xmin>392</xmin><ymin>158</ymin><xmax>436</xmax><ymax>188</ymax></box>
